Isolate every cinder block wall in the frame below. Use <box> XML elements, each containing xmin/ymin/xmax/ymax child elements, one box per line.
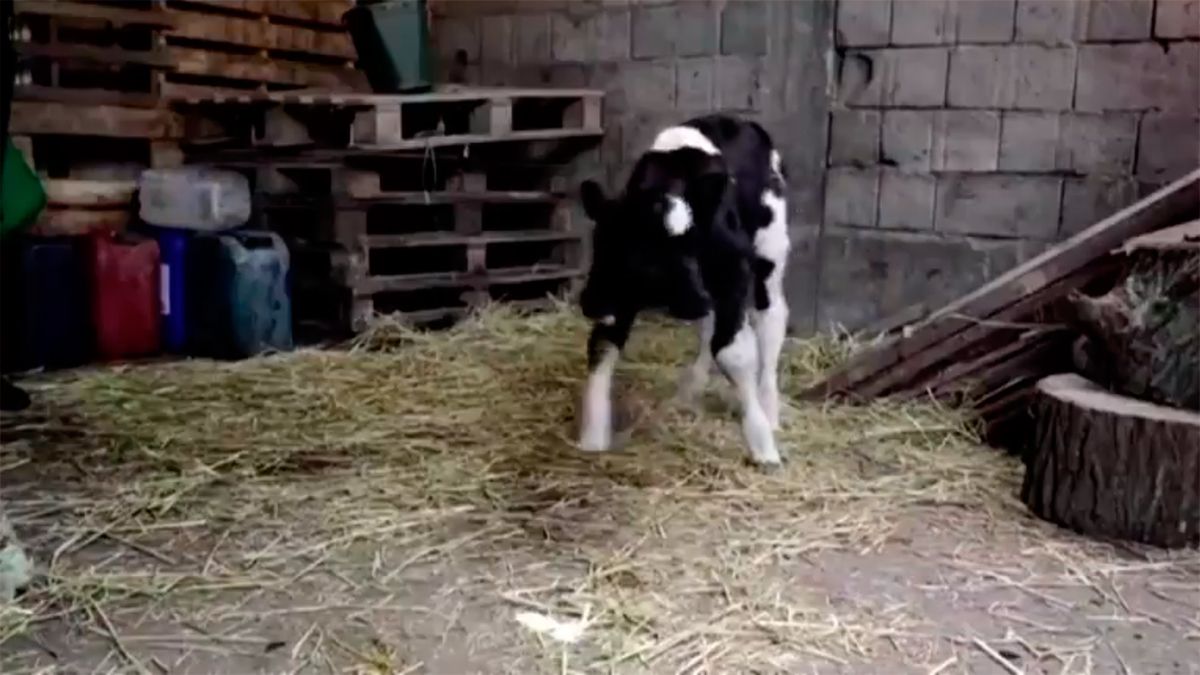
<box><xmin>431</xmin><ymin>0</ymin><xmax>1200</xmax><ymax>334</ymax></box>
<box><xmin>823</xmin><ymin>0</ymin><xmax>1198</xmax><ymax>331</ymax></box>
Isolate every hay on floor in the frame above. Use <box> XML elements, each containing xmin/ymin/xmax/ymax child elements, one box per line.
<box><xmin>0</xmin><ymin>301</ymin><xmax>1191</xmax><ymax>673</ymax></box>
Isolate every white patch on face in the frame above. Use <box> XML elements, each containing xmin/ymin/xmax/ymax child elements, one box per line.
<box><xmin>579</xmin><ymin>344</ymin><xmax>618</xmax><ymax>452</ymax></box>
<box><xmin>754</xmin><ymin>189</ymin><xmax>790</xmax><ymax>265</ymax></box>
<box><xmin>664</xmin><ymin>194</ymin><xmax>693</xmax><ymax>236</ymax></box>
<box><xmin>650</xmin><ymin>126</ymin><xmax>721</xmax><ymax>156</ymax></box>
<box><xmin>769</xmin><ymin>150</ymin><xmax>783</xmax><ymax>179</ymax></box>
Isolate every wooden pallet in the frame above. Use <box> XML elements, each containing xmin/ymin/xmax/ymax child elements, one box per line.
<box><xmin>172</xmin><ymin>86</ymin><xmax>605</xmax><ymax>150</ymax></box>
<box><xmin>250</xmin><ymin>163</ymin><xmax>585</xmax><ymax>333</ymax></box>
<box><xmin>164</xmin><ymin>46</ymin><xmax>366</xmax><ymax>94</ymax></box>
<box><xmin>166</xmin><ymin>0</ymin><xmax>353</xmax><ymax>30</ymax></box>
<box><xmin>12</xmin><ymin>0</ymin><xmax>177</xmax><ymax>106</ymax></box>
<box><xmin>165</xmin><ymin>10</ymin><xmax>356</xmax><ymax>60</ymax></box>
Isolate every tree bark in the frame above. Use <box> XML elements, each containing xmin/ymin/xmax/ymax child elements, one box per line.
<box><xmin>1022</xmin><ymin>373</ymin><xmax>1200</xmax><ymax>549</ymax></box>
<box><xmin>1068</xmin><ymin>246</ymin><xmax>1199</xmax><ymax>411</ymax></box>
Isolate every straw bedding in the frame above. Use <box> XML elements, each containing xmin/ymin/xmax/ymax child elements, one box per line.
<box><xmin>0</xmin><ymin>301</ymin><xmax>1193</xmax><ymax>673</ymax></box>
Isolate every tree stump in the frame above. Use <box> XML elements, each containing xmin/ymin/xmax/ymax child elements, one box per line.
<box><xmin>1067</xmin><ymin>220</ymin><xmax>1200</xmax><ymax>411</ymax></box>
<box><xmin>1022</xmin><ymin>373</ymin><xmax>1200</xmax><ymax>549</ymax></box>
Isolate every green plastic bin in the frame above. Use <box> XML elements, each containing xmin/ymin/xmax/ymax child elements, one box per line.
<box><xmin>1</xmin><ymin>138</ymin><xmax>45</xmax><ymax>237</ymax></box>
<box><xmin>346</xmin><ymin>0</ymin><xmax>433</xmax><ymax>93</ymax></box>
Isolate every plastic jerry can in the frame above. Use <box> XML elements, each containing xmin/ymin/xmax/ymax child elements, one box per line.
<box><xmin>187</xmin><ymin>230</ymin><xmax>293</xmax><ymax>359</ymax></box>
<box><xmin>89</xmin><ymin>231</ymin><xmax>161</xmax><ymax>360</ymax></box>
<box><xmin>0</xmin><ymin>236</ymin><xmax>92</xmax><ymax>371</ymax></box>
<box><xmin>137</xmin><ymin>167</ymin><xmax>252</xmax><ymax>231</ymax></box>
<box><xmin>151</xmin><ymin>227</ymin><xmax>191</xmax><ymax>353</ymax></box>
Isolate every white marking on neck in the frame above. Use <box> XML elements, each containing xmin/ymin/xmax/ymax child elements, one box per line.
<box><xmin>769</xmin><ymin>149</ymin><xmax>783</xmax><ymax>179</ymax></box>
<box><xmin>664</xmin><ymin>195</ymin><xmax>693</xmax><ymax>236</ymax></box>
<box><xmin>755</xmin><ymin>189</ymin><xmax>790</xmax><ymax>265</ymax></box>
<box><xmin>650</xmin><ymin>126</ymin><xmax>721</xmax><ymax>156</ymax></box>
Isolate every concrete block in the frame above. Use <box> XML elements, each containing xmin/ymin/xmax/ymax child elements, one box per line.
<box><xmin>435</xmin><ymin>16</ymin><xmax>481</xmax><ymax>62</ymax></box>
<box><xmin>721</xmin><ymin>1</ymin><xmax>767</xmax><ymax>55</ymax></box>
<box><xmin>882</xmin><ymin>109</ymin><xmax>935</xmax><ymax>171</ymax></box>
<box><xmin>632</xmin><ymin>3</ymin><xmax>717</xmax><ymax>59</ymax></box>
<box><xmin>481</xmin><ymin>15</ymin><xmax>513</xmax><ymax>65</ymax></box>
<box><xmin>824</xmin><ymin>168</ymin><xmax>880</xmax><ymax>228</ymax></box>
<box><xmin>1156</xmin><ymin>0</ymin><xmax>1200</xmax><ymax>38</ymax></box>
<box><xmin>1082</xmin><ymin>0</ymin><xmax>1153</xmax><ymax>40</ymax></box>
<box><xmin>936</xmin><ymin>174</ymin><xmax>1063</xmax><ymax>239</ymax></box>
<box><xmin>837</xmin><ymin>48</ymin><xmax>949</xmax><ymax>108</ymax></box>
<box><xmin>715</xmin><ymin>56</ymin><xmax>763</xmax><ymax>111</ymax></box>
<box><xmin>514</xmin><ymin>13</ymin><xmax>553</xmax><ymax>64</ymax></box>
<box><xmin>1060</xmin><ymin>177</ymin><xmax>1139</xmax><ymax>237</ymax></box>
<box><xmin>616</xmin><ymin>60</ymin><xmax>676</xmax><ymax>112</ymax></box>
<box><xmin>552</xmin><ymin>9</ymin><xmax>631</xmax><ymax>62</ymax></box>
<box><xmin>954</xmin><ymin>0</ymin><xmax>1016</xmax><ymax>43</ymax></box>
<box><xmin>888</xmin><ymin>47</ymin><xmax>949</xmax><ymax>106</ymax></box>
<box><xmin>828</xmin><ymin>110</ymin><xmax>881</xmax><ymax>166</ymax></box>
<box><xmin>1076</xmin><ymin>43</ymin><xmax>1200</xmax><ymax>112</ymax></box>
<box><xmin>836</xmin><ymin>0</ymin><xmax>892</xmax><ymax>46</ymax></box>
<box><xmin>879</xmin><ymin>170</ymin><xmax>936</xmax><ymax>230</ymax></box>
<box><xmin>1058</xmin><ymin>113</ymin><xmax>1138</xmax><ymax>175</ymax></box>
<box><xmin>932</xmin><ymin>110</ymin><xmax>1001</xmax><ymax>172</ymax></box>
<box><xmin>814</xmin><ymin>228</ymin><xmax>1041</xmax><ymax>333</ymax></box>
<box><xmin>948</xmin><ymin>45</ymin><xmax>1075</xmax><ymax>110</ymax></box>
<box><xmin>1014</xmin><ymin>0</ymin><xmax>1080</xmax><ymax>43</ymax></box>
<box><xmin>1137</xmin><ymin>114</ymin><xmax>1200</xmax><ymax>183</ymax></box>
<box><xmin>998</xmin><ymin>111</ymin><xmax>1061</xmax><ymax>171</ymax></box>
<box><xmin>676</xmin><ymin>58</ymin><xmax>714</xmax><ymax>112</ymax></box>
<box><xmin>891</xmin><ymin>0</ymin><xmax>951</xmax><ymax>45</ymax></box>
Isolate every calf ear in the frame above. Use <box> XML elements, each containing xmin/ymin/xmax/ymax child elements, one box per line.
<box><xmin>580</xmin><ymin>180</ymin><xmax>610</xmax><ymax>222</ymax></box>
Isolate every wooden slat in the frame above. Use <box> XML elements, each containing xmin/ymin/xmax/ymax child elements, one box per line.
<box><xmin>14</xmin><ymin>84</ymin><xmax>160</xmax><ymax>108</ymax></box>
<box><xmin>259</xmin><ymin>190</ymin><xmax>562</xmax><ymax>207</ymax></box>
<box><xmin>173</xmin><ymin>85</ymin><xmax>606</xmax><ymax>107</ymax></box>
<box><xmin>9</xmin><ymin>101</ymin><xmax>183</xmax><ymax>139</ymax></box>
<box><xmin>362</xmin><ymin>229</ymin><xmax>580</xmax><ymax>249</ymax></box>
<box><xmin>13</xmin><ymin>0</ymin><xmax>178</xmax><ymax>27</ymax></box>
<box><xmin>359</xmin><ymin>265</ymin><xmax>580</xmax><ymax>294</ymax></box>
<box><xmin>801</xmin><ymin>168</ymin><xmax>1200</xmax><ymax>401</ymax></box>
<box><xmin>16</xmin><ymin>42</ymin><xmax>175</xmax><ymax>68</ymax></box>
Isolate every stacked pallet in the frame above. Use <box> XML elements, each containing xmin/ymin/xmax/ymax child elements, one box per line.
<box><xmin>174</xmin><ymin>86</ymin><xmax>604</xmax><ymax>335</ymax></box>
<box><xmin>8</xmin><ymin>0</ymin><xmax>367</xmax><ymax>183</ymax></box>
<box><xmin>161</xmin><ymin>0</ymin><xmax>366</xmax><ymax>96</ymax></box>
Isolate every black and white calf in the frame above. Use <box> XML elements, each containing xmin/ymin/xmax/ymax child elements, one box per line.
<box><xmin>575</xmin><ymin>114</ymin><xmax>790</xmax><ymax>468</ymax></box>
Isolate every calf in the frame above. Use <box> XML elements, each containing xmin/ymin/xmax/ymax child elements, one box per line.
<box><xmin>575</xmin><ymin>114</ymin><xmax>790</xmax><ymax>469</ymax></box>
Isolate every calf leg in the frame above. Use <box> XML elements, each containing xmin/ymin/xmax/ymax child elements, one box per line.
<box><xmin>578</xmin><ymin>312</ymin><xmax>636</xmax><ymax>452</ymax></box>
<box><xmin>674</xmin><ymin>311</ymin><xmax>714</xmax><ymax>407</ymax></box>
<box><xmin>753</xmin><ymin>265</ymin><xmax>788</xmax><ymax>430</ymax></box>
<box><xmin>713</xmin><ymin>305</ymin><xmax>781</xmax><ymax>468</ymax></box>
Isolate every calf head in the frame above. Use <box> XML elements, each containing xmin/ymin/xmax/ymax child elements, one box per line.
<box><xmin>578</xmin><ymin>150</ymin><xmax>730</xmax><ymax>323</ymax></box>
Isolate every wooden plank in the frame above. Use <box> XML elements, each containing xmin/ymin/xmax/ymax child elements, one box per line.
<box><xmin>16</xmin><ymin>42</ymin><xmax>175</xmax><ymax>68</ymax></box>
<box><xmin>846</xmin><ymin>259</ymin><xmax>1119</xmax><ymax>401</ymax></box>
<box><xmin>801</xmin><ymin>168</ymin><xmax>1200</xmax><ymax>401</ymax></box>
<box><xmin>13</xmin><ymin>0</ymin><xmax>178</xmax><ymax>27</ymax></box>
<box><xmin>359</xmin><ymin>265</ymin><xmax>580</xmax><ymax>294</ymax></box>
<box><xmin>29</xmin><ymin>207</ymin><xmax>131</xmax><ymax>237</ymax></box>
<box><xmin>259</xmin><ymin>190</ymin><xmax>562</xmax><ymax>206</ymax></box>
<box><xmin>362</xmin><ymin>229</ymin><xmax>580</xmax><ymax>249</ymax></box>
<box><xmin>13</xmin><ymin>84</ymin><xmax>160</xmax><ymax>109</ymax></box>
<box><xmin>9</xmin><ymin>101</ymin><xmax>183</xmax><ymax>139</ymax></box>
<box><xmin>1119</xmin><ymin>219</ymin><xmax>1200</xmax><ymax>253</ymax></box>
<box><xmin>167</xmin><ymin>46</ymin><xmax>365</xmax><ymax>90</ymax></box>
<box><xmin>174</xmin><ymin>86</ymin><xmax>605</xmax><ymax>107</ymax></box>
<box><xmin>43</xmin><ymin>179</ymin><xmax>138</xmax><ymax>208</ymax></box>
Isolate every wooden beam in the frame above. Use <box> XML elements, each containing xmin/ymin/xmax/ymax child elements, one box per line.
<box><xmin>801</xmin><ymin>168</ymin><xmax>1200</xmax><ymax>401</ymax></box>
<box><xmin>9</xmin><ymin>101</ymin><xmax>183</xmax><ymax>139</ymax></box>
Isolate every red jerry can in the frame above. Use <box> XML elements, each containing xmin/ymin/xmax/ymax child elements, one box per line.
<box><xmin>89</xmin><ymin>231</ymin><xmax>161</xmax><ymax>360</ymax></box>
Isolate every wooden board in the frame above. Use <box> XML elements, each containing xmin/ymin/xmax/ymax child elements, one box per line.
<box><xmin>801</xmin><ymin>168</ymin><xmax>1200</xmax><ymax>402</ymax></box>
<box><xmin>43</xmin><ymin>179</ymin><xmax>138</xmax><ymax>208</ymax></box>
<box><xmin>9</xmin><ymin>101</ymin><xmax>183</xmax><ymax>139</ymax></box>
<box><xmin>1021</xmin><ymin>373</ymin><xmax>1200</xmax><ymax>549</ymax></box>
<box><xmin>13</xmin><ymin>0</ymin><xmax>178</xmax><ymax>27</ymax></box>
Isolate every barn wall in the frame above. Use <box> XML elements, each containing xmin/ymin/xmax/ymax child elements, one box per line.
<box><xmin>820</xmin><ymin>0</ymin><xmax>1199</xmax><ymax>332</ymax></box>
<box><xmin>430</xmin><ymin>0</ymin><xmax>1199</xmax><ymax>335</ymax></box>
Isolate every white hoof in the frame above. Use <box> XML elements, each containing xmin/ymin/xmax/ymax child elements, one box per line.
<box><xmin>578</xmin><ymin>427</ymin><xmax>612</xmax><ymax>453</ymax></box>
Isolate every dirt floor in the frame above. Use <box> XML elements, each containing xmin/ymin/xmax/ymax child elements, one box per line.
<box><xmin>1</xmin><ymin>305</ymin><xmax>1197</xmax><ymax>674</ymax></box>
